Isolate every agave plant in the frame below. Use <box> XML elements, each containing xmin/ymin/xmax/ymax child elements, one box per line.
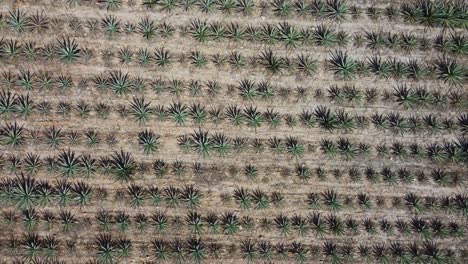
<box><xmin>152</xmin><ymin>239</ymin><xmax>168</xmax><ymax>260</ymax></box>
<box><xmin>59</xmin><ymin>210</ymin><xmax>75</xmax><ymax>232</ymax></box>
<box><xmin>251</xmin><ymin>189</ymin><xmax>269</xmax><ymax>209</ymax></box>
<box><xmin>315</xmin><ymin>106</ymin><xmax>339</xmax><ymax>131</ymax></box>
<box><xmin>290</xmin><ymin>241</ymin><xmax>308</xmax><ymax>263</ymax></box>
<box><xmin>244</xmin><ymin>106</ymin><xmax>263</xmax><ymax>131</ymax></box>
<box><xmin>285</xmin><ymin>136</ymin><xmax>304</xmax><ymax>159</ymax></box>
<box><xmin>1</xmin><ymin>122</ymin><xmax>26</xmax><ymax>147</ymax></box>
<box><xmin>12</xmin><ymin>174</ymin><xmax>37</xmax><ymax>209</ymax></box>
<box><xmin>225</xmin><ymin>105</ymin><xmax>244</xmax><ymax>126</ymax></box>
<box><xmin>0</xmin><ymin>89</ymin><xmax>17</xmax><ymax>117</ymax></box>
<box><xmin>328</xmin><ymin>50</ymin><xmax>356</xmax><ymax>79</ymax></box>
<box><xmin>180</xmin><ymin>185</ymin><xmax>202</xmax><ymax>209</ymax></box>
<box><xmin>325</xmin><ymin>0</ymin><xmax>349</xmax><ymax>21</ymax></box>
<box><xmin>56</xmin><ymin>149</ymin><xmax>80</xmax><ymax>178</ymax></box>
<box><xmin>322</xmin><ymin>189</ymin><xmax>341</xmax><ymax>211</ymax></box>
<box><xmin>110</xmin><ymin>150</ymin><xmax>136</xmax><ymax>181</ymax></box>
<box><xmin>259</xmin><ymin>49</ymin><xmax>284</xmax><ymax>73</ymax></box>
<box><xmin>167</xmin><ymin>102</ymin><xmax>188</xmax><ymax>125</ymax></box>
<box><xmin>278</xmin><ymin>22</ymin><xmax>302</xmax><ymax>48</ymax></box>
<box><xmin>101</xmin><ymin>15</ymin><xmax>120</xmax><ymax>35</ymax></box>
<box><xmin>130</xmin><ymin>96</ymin><xmax>152</xmax><ymax>124</ymax></box>
<box><xmin>190</xmin><ymin>19</ymin><xmax>210</xmax><ymax>42</ymax></box>
<box><xmin>7</xmin><ymin>9</ymin><xmax>28</xmax><ymax>32</ymax></box>
<box><xmin>187</xmin><ymin>238</ymin><xmax>205</xmax><ymax>263</ymax></box>
<box><xmin>323</xmin><ymin>241</ymin><xmax>342</xmax><ymax>264</ymax></box>
<box><xmin>274</xmin><ymin>214</ymin><xmax>291</xmax><ymax>235</ymax></box>
<box><xmin>154</xmin><ymin>47</ymin><xmax>171</xmax><ymax>67</ymax></box>
<box><xmin>189</xmin><ymin>103</ymin><xmax>206</xmax><ymax>124</ymax></box>
<box><xmin>137</xmin><ymin>129</ymin><xmax>160</xmax><ymax>154</ymax></box>
<box><xmin>367</xmin><ymin>56</ymin><xmax>392</xmax><ymax>78</ymax></box>
<box><xmin>190</xmin><ymin>129</ymin><xmax>211</xmax><ymax>156</ymax></box>
<box><xmin>295</xmin><ymin>53</ymin><xmax>318</xmax><ymax>76</ymax></box>
<box><xmin>17</xmin><ymin>69</ymin><xmax>34</xmax><ymax>91</ymax></box>
<box><xmin>221</xmin><ymin>212</ymin><xmax>239</xmax><ymax>235</ymax></box>
<box><xmin>73</xmin><ymin>181</ymin><xmax>91</xmax><ymax>207</ymax></box>
<box><xmin>36</xmin><ymin>181</ymin><xmax>53</xmax><ymax>207</ymax></box>
<box><xmin>56</xmin><ymin>37</ymin><xmax>81</xmax><ymax>63</ymax></box>
<box><xmin>55</xmin><ymin>179</ymin><xmax>73</xmax><ymax>207</ymax></box>
<box><xmin>434</xmin><ymin>57</ymin><xmax>465</xmax><ymax>86</ymax></box>
<box><xmin>233</xmin><ymin>187</ymin><xmax>251</xmax><ymax>209</ymax></box>
<box><xmin>109</xmin><ymin>70</ymin><xmax>132</xmax><ymax>95</ymax></box>
<box><xmin>95</xmin><ymin>233</ymin><xmax>116</xmax><ymax>264</ymax></box>
<box><xmin>211</xmin><ymin>132</ymin><xmax>230</xmax><ymax>156</ymax></box>
<box><xmin>152</xmin><ymin>211</ymin><xmax>168</xmax><ymax>232</ymax></box>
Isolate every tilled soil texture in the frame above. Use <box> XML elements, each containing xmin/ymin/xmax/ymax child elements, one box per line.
<box><xmin>0</xmin><ymin>0</ymin><xmax>467</xmax><ymax>264</ymax></box>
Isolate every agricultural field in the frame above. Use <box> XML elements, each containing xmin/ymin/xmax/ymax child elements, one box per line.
<box><xmin>0</xmin><ymin>0</ymin><xmax>467</xmax><ymax>263</ymax></box>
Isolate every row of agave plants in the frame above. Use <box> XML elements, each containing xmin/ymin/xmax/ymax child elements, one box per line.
<box><xmin>178</xmin><ymin>130</ymin><xmax>467</xmax><ymax>162</ymax></box>
<box><xmin>1</xmin><ymin>38</ymin><xmax>465</xmax><ymax>83</ymax></box>
<box><xmin>3</xmin><ymin>194</ymin><xmax>467</xmax><ymax>239</ymax></box>
<box><xmin>1</xmin><ymin>94</ymin><xmax>466</xmax><ymax>135</ymax></box>
<box><xmin>1</xmin><ymin>173</ymin><xmax>467</xmax><ymax>214</ymax></box>
<box><xmin>0</xmin><ymin>147</ymin><xmax>463</xmax><ymax>187</ymax></box>
<box><xmin>2</xmin><ymin>231</ymin><xmax>460</xmax><ymax>264</ymax></box>
<box><xmin>26</xmin><ymin>0</ymin><xmax>468</xmax><ymax>30</ymax></box>
<box><xmin>2</xmin><ymin>82</ymin><xmax>466</xmax><ymax>113</ymax></box>
<box><xmin>0</xmin><ymin>150</ymin><xmax>462</xmax><ymax>188</ymax></box>
<box><xmin>1</xmin><ymin>121</ymin><xmax>467</xmax><ymax>163</ymax></box>
<box><xmin>0</xmin><ymin>101</ymin><xmax>463</xmax><ymax>132</ymax></box>
<box><xmin>3</xmin><ymin>208</ymin><xmax>466</xmax><ymax>243</ymax></box>
<box><xmin>3</xmin><ymin>8</ymin><xmax>468</xmax><ymax>54</ymax></box>
<box><xmin>2</xmin><ymin>71</ymin><xmax>467</xmax><ymax>110</ymax></box>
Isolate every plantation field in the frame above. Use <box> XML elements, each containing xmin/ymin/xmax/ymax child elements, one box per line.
<box><xmin>0</xmin><ymin>0</ymin><xmax>467</xmax><ymax>263</ymax></box>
